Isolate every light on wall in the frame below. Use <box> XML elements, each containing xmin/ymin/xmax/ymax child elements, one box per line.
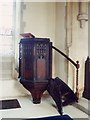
<box><xmin>77</xmin><ymin>2</ymin><xmax>88</xmax><ymax>28</ymax></box>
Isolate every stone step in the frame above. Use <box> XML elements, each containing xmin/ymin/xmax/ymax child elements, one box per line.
<box><xmin>73</xmin><ymin>97</ymin><xmax>90</xmax><ymax>116</ymax></box>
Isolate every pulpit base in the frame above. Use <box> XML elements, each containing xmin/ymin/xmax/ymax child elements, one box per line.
<box><xmin>20</xmin><ymin>79</ymin><xmax>48</xmax><ymax>104</ymax></box>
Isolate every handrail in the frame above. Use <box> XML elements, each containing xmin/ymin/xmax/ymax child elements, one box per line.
<box><xmin>52</xmin><ymin>45</ymin><xmax>80</xmax><ymax>99</ymax></box>
<box><xmin>52</xmin><ymin>46</ymin><xmax>77</xmax><ymax>68</ymax></box>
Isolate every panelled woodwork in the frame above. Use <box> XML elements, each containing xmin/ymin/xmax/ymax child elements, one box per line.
<box><xmin>19</xmin><ymin>38</ymin><xmax>52</xmax><ymax>103</ymax></box>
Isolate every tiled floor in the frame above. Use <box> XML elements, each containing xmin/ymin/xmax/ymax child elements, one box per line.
<box><xmin>0</xmin><ymin>95</ymin><xmax>89</xmax><ymax>119</ymax></box>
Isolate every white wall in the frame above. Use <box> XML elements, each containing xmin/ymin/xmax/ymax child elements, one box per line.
<box><xmin>22</xmin><ymin>2</ymin><xmax>56</xmax><ymax>41</ymax></box>
<box><xmin>54</xmin><ymin>3</ymin><xmax>67</xmax><ymax>82</ymax></box>
<box><xmin>67</xmin><ymin>3</ymin><xmax>88</xmax><ymax>96</ymax></box>
<box><xmin>89</xmin><ymin>2</ymin><xmax>90</xmax><ymax>56</ymax></box>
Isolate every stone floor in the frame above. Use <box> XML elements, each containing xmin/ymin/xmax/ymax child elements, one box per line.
<box><xmin>73</xmin><ymin>97</ymin><xmax>90</xmax><ymax>116</ymax></box>
<box><xmin>0</xmin><ymin>95</ymin><xmax>89</xmax><ymax>119</ymax></box>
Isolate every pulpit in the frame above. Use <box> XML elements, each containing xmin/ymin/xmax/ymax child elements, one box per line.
<box><xmin>19</xmin><ymin>37</ymin><xmax>52</xmax><ymax>103</ymax></box>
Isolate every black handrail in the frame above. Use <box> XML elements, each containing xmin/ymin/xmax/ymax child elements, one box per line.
<box><xmin>52</xmin><ymin>46</ymin><xmax>77</xmax><ymax>68</ymax></box>
<box><xmin>52</xmin><ymin>45</ymin><xmax>80</xmax><ymax>98</ymax></box>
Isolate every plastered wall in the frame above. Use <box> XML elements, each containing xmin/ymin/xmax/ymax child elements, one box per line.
<box><xmin>54</xmin><ymin>3</ymin><xmax>67</xmax><ymax>82</ymax></box>
<box><xmin>22</xmin><ymin>2</ymin><xmax>56</xmax><ymax>40</ymax></box>
<box><xmin>67</xmin><ymin>2</ymin><xmax>88</xmax><ymax>96</ymax></box>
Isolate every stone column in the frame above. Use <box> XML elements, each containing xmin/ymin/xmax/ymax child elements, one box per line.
<box><xmin>77</xmin><ymin>2</ymin><xmax>88</xmax><ymax>28</ymax></box>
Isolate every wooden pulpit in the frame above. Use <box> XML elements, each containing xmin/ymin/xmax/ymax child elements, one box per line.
<box><xmin>19</xmin><ymin>37</ymin><xmax>52</xmax><ymax>103</ymax></box>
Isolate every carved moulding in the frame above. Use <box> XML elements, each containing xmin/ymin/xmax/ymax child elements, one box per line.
<box><xmin>77</xmin><ymin>2</ymin><xmax>88</xmax><ymax>28</ymax></box>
